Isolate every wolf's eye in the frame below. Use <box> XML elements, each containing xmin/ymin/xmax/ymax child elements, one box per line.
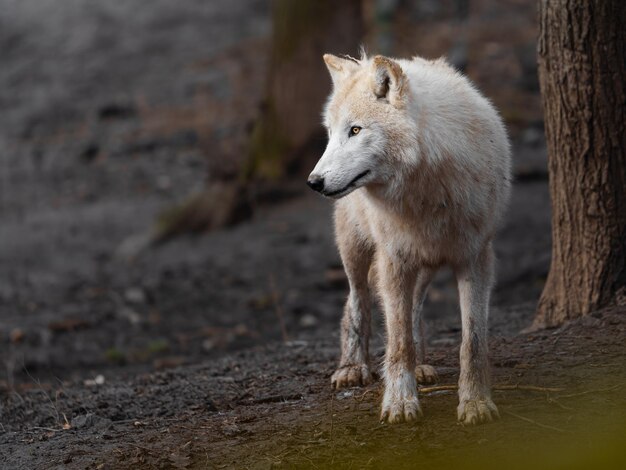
<box><xmin>349</xmin><ymin>126</ymin><xmax>362</xmax><ymax>137</ymax></box>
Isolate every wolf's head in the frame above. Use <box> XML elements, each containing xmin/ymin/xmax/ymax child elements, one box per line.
<box><xmin>307</xmin><ymin>53</ymin><xmax>418</xmax><ymax>199</ymax></box>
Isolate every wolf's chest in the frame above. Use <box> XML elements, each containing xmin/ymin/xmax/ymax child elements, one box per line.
<box><xmin>368</xmin><ymin>201</ymin><xmax>478</xmax><ymax>267</ymax></box>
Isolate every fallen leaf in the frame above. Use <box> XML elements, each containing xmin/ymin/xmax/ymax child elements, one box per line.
<box><xmin>48</xmin><ymin>318</ymin><xmax>90</xmax><ymax>332</ymax></box>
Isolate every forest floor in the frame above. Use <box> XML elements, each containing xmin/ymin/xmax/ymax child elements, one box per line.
<box><xmin>1</xmin><ymin>297</ymin><xmax>625</xmax><ymax>469</ymax></box>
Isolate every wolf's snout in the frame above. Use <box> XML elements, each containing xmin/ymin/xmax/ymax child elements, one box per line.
<box><xmin>307</xmin><ymin>175</ymin><xmax>325</xmax><ymax>193</ymax></box>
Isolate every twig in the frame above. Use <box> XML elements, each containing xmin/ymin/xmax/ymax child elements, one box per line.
<box><xmin>547</xmin><ymin>397</ymin><xmax>574</xmax><ymax>411</ymax></box>
<box><xmin>504</xmin><ymin>410</ymin><xmax>568</xmax><ymax>433</ymax></box>
<box><xmin>172</xmin><ymin>424</ymin><xmax>212</xmax><ymax>432</ymax></box>
<box><xmin>418</xmin><ymin>384</ymin><xmax>457</xmax><ymax>394</ymax></box>
<box><xmin>296</xmin><ymin>447</ymin><xmax>319</xmax><ymax>470</ymax></box>
<box><xmin>23</xmin><ymin>366</ymin><xmax>61</xmax><ymax>425</ymax></box>
<box><xmin>355</xmin><ymin>389</ymin><xmax>378</xmax><ymax>402</ymax></box>
<box><xmin>31</xmin><ymin>426</ymin><xmax>65</xmax><ymax>432</ymax></box>
<box><xmin>129</xmin><ymin>443</ymin><xmax>162</xmax><ymax>455</ymax></box>
<box><xmin>10</xmin><ymin>390</ymin><xmax>25</xmax><ymax>406</ymax></box>
<box><xmin>269</xmin><ymin>275</ymin><xmax>289</xmax><ymax>342</ymax></box>
<box><xmin>556</xmin><ymin>384</ymin><xmax>619</xmax><ymax>399</ymax></box>
<box><xmin>418</xmin><ymin>384</ymin><xmax>564</xmax><ymax>394</ymax></box>
<box><xmin>498</xmin><ymin>384</ymin><xmax>563</xmax><ymax>393</ymax></box>
<box><xmin>247</xmin><ymin>393</ymin><xmax>302</xmax><ymax>405</ymax></box>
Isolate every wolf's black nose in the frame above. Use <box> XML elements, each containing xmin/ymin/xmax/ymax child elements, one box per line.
<box><xmin>307</xmin><ymin>175</ymin><xmax>325</xmax><ymax>193</ymax></box>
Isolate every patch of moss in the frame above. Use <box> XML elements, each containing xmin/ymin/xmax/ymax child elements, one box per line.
<box><xmin>104</xmin><ymin>347</ymin><xmax>126</xmax><ymax>365</ymax></box>
<box><xmin>146</xmin><ymin>339</ymin><xmax>170</xmax><ymax>354</ymax></box>
<box><xmin>245</xmin><ymin>99</ymin><xmax>291</xmax><ymax>181</ymax></box>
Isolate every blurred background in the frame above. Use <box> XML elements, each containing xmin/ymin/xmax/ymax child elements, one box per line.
<box><xmin>0</xmin><ymin>0</ymin><xmax>550</xmax><ymax>388</ymax></box>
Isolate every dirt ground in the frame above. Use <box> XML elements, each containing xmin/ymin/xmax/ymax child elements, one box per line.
<box><xmin>2</xmin><ymin>1</ymin><xmax>625</xmax><ymax>469</ymax></box>
<box><xmin>2</xmin><ymin>306</ymin><xmax>625</xmax><ymax>469</ymax></box>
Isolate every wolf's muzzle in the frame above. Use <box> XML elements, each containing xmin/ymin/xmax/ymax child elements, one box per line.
<box><xmin>323</xmin><ymin>170</ymin><xmax>370</xmax><ymax>197</ymax></box>
<box><xmin>307</xmin><ymin>175</ymin><xmax>325</xmax><ymax>193</ymax></box>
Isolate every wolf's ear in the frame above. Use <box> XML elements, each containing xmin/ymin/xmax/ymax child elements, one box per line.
<box><xmin>370</xmin><ymin>55</ymin><xmax>407</xmax><ymax>107</ymax></box>
<box><xmin>323</xmin><ymin>54</ymin><xmax>358</xmax><ymax>85</ymax></box>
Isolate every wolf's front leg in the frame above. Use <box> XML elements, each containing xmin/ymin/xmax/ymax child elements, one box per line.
<box><xmin>331</xmin><ymin>282</ymin><xmax>373</xmax><ymax>389</ymax></box>
<box><xmin>378</xmin><ymin>252</ymin><xmax>421</xmax><ymax>423</ymax></box>
<box><xmin>331</xmin><ymin>224</ymin><xmax>374</xmax><ymax>389</ymax></box>
<box><xmin>455</xmin><ymin>243</ymin><xmax>500</xmax><ymax>425</ymax></box>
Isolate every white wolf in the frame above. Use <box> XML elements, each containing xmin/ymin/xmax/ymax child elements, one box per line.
<box><xmin>307</xmin><ymin>52</ymin><xmax>511</xmax><ymax>425</ymax></box>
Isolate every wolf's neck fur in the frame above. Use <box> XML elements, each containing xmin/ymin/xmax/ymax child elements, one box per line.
<box><xmin>366</xmin><ymin>150</ymin><xmax>465</xmax><ymax>221</ymax></box>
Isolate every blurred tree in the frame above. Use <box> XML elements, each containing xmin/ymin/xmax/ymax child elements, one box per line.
<box><xmin>533</xmin><ymin>0</ymin><xmax>626</xmax><ymax>328</ymax></box>
<box><xmin>247</xmin><ymin>0</ymin><xmax>364</xmax><ymax>179</ymax></box>
<box><xmin>155</xmin><ymin>0</ymin><xmax>364</xmax><ymax>242</ymax></box>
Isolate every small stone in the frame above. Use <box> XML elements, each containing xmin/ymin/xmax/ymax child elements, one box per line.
<box><xmin>222</xmin><ymin>422</ymin><xmax>240</xmax><ymax>436</ymax></box>
<box><xmin>118</xmin><ymin>307</ymin><xmax>141</xmax><ymax>325</ymax></box>
<box><xmin>156</xmin><ymin>175</ymin><xmax>171</xmax><ymax>191</ymax></box>
<box><xmin>71</xmin><ymin>413</ymin><xmax>111</xmax><ymax>430</ymax></box>
<box><xmin>233</xmin><ymin>323</ymin><xmax>249</xmax><ymax>336</ymax></box>
<box><xmin>10</xmin><ymin>328</ymin><xmax>25</xmax><ymax>343</ymax></box>
<box><xmin>337</xmin><ymin>390</ymin><xmax>354</xmax><ymax>400</ymax></box>
<box><xmin>85</xmin><ymin>375</ymin><xmax>105</xmax><ymax>386</ymax></box>
<box><xmin>124</xmin><ymin>287</ymin><xmax>146</xmax><ymax>304</ymax></box>
<box><xmin>115</xmin><ymin>232</ymin><xmax>154</xmax><ymax>260</ymax></box>
<box><xmin>153</xmin><ymin>357</ymin><xmax>185</xmax><ymax>369</ymax></box>
<box><xmin>299</xmin><ymin>314</ymin><xmax>318</xmax><ymax>328</ymax></box>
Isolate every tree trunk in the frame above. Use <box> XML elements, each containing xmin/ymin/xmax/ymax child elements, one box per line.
<box><xmin>247</xmin><ymin>0</ymin><xmax>364</xmax><ymax>179</ymax></box>
<box><xmin>534</xmin><ymin>0</ymin><xmax>626</xmax><ymax>328</ymax></box>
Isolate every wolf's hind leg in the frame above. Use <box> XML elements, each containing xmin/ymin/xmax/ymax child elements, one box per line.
<box><xmin>331</xmin><ymin>214</ymin><xmax>375</xmax><ymax>389</ymax></box>
<box><xmin>412</xmin><ymin>268</ymin><xmax>439</xmax><ymax>384</ymax></box>
<box><xmin>455</xmin><ymin>242</ymin><xmax>499</xmax><ymax>425</ymax></box>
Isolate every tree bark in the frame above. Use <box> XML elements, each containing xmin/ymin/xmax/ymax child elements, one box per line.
<box><xmin>534</xmin><ymin>0</ymin><xmax>626</xmax><ymax>328</ymax></box>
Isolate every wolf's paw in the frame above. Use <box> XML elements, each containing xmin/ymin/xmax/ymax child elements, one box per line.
<box><xmin>457</xmin><ymin>398</ymin><xmax>499</xmax><ymax>425</ymax></box>
<box><xmin>381</xmin><ymin>394</ymin><xmax>422</xmax><ymax>424</ymax></box>
<box><xmin>415</xmin><ymin>364</ymin><xmax>438</xmax><ymax>384</ymax></box>
<box><xmin>331</xmin><ymin>364</ymin><xmax>373</xmax><ymax>389</ymax></box>
<box><xmin>380</xmin><ymin>370</ymin><xmax>422</xmax><ymax>424</ymax></box>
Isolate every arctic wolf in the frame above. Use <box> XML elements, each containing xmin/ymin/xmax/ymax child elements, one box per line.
<box><xmin>307</xmin><ymin>52</ymin><xmax>511</xmax><ymax>425</ymax></box>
